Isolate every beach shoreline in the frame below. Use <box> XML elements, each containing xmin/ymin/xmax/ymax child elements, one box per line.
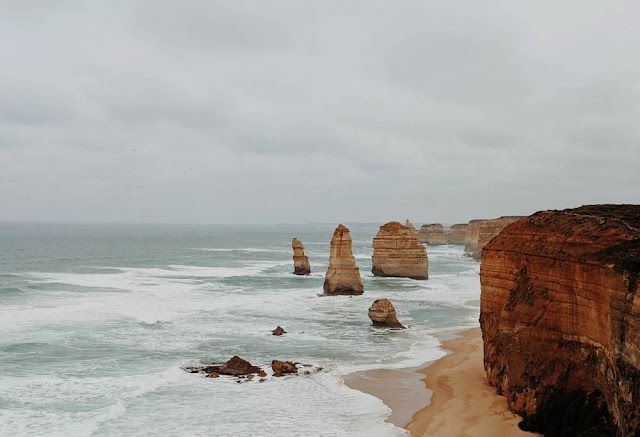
<box><xmin>345</xmin><ymin>328</ymin><xmax>538</xmax><ymax>436</ymax></box>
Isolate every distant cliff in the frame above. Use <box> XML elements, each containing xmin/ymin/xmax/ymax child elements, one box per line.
<box><xmin>473</xmin><ymin>216</ymin><xmax>524</xmax><ymax>259</ymax></box>
<box><xmin>447</xmin><ymin>224</ymin><xmax>467</xmax><ymax>245</ymax></box>
<box><xmin>417</xmin><ymin>224</ymin><xmax>447</xmax><ymax>245</ymax></box>
<box><xmin>480</xmin><ymin>205</ymin><xmax>640</xmax><ymax>436</ymax></box>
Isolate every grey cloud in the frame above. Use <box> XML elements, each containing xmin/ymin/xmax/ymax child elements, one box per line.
<box><xmin>0</xmin><ymin>0</ymin><xmax>638</xmax><ymax>224</ymax></box>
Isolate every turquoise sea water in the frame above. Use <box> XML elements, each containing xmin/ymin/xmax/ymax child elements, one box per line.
<box><xmin>0</xmin><ymin>222</ymin><xmax>480</xmax><ymax>436</ymax></box>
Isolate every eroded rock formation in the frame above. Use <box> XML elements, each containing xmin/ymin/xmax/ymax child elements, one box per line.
<box><xmin>272</xmin><ymin>360</ymin><xmax>298</xmax><ymax>377</ymax></box>
<box><xmin>480</xmin><ymin>205</ymin><xmax>640</xmax><ymax>436</ymax></box>
<box><xmin>368</xmin><ymin>299</ymin><xmax>405</xmax><ymax>328</ymax></box>
<box><xmin>185</xmin><ymin>356</ymin><xmax>261</xmax><ymax>376</ymax></box>
<box><xmin>292</xmin><ymin>238</ymin><xmax>311</xmax><ymax>275</ymax></box>
<box><xmin>464</xmin><ymin>219</ymin><xmax>486</xmax><ymax>254</ymax></box>
<box><xmin>323</xmin><ymin>224</ymin><xmax>364</xmax><ymax>295</ymax></box>
<box><xmin>447</xmin><ymin>223</ymin><xmax>467</xmax><ymax>245</ymax></box>
<box><xmin>272</xmin><ymin>326</ymin><xmax>286</xmax><ymax>336</ymax></box>
<box><xmin>417</xmin><ymin>223</ymin><xmax>447</xmax><ymax>245</ymax></box>
<box><xmin>472</xmin><ymin>216</ymin><xmax>524</xmax><ymax>259</ymax></box>
<box><xmin>371</xmin><ymin>221</ymin><xmax>428</xmax><ymax>279</ymax></box>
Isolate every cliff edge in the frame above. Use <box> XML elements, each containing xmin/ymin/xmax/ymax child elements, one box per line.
<box><xmin>480</xmin><ymin>204</ymin><xmax>640</xmax><ymax>436</ymax></box>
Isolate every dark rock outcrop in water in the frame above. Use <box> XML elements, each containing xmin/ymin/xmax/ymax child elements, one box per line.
<box><xmin>480</xmin><ymin>204</ymin><xmax>640</xmax><ymax>437</ymax></box>
<box><xmin>371</xmin><ymin>221</ymin><xmax>428</xmax><ymax>279</ymax></box>
<box><xmin>416</xmin><ymin>223</ymin><xmax>447</xmax><ymax>245</ymax></box>
<box><xmin>323</xmin><ymin>224</ymin><xmax>364</xmax><ymax>295</ymax></box>
<box><xmin>271</xmin><ymin>360</ymin><xmax>298</xmax><ymax>377</ymax></box>
<box><xmin>292</xmin><ymin>238</ymin><xmax>311</xmax><ymax>275</ymax></box>
<box><xmin>185</xmin><ymin>355</ymin><xmax>261</xmax><ymax>376</ymax></box>
<box><xmin>272</xmin><ymin>326</ymin><xmax>286</xmax><ymax>336</ymax></box>
<box><xmin>368</xmin><ymin>299</ymin><xmax>405</xmax><ymax>329</ymax></box>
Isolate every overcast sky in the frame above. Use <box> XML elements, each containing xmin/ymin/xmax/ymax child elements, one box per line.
<box><xmin>1</xmin><ymin>0</ymin><xmax>638</xmax><ymax>224</ymax></box>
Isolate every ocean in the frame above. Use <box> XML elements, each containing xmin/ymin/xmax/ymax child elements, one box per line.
<box><xmin>0</xmin><ymin>222</ymin><xmax>480</xmax><ymax>436</ymax></box>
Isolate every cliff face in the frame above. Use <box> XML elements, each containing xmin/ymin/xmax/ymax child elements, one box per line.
<box><xmin>372</xmin><ymin>221</ymin><xmax>428</xmax><ymax>279</ymax></box>
<box><xmin>473</xmin><ymin>216</ymin><xmax>524</xmax><ymax>259</ymax></box>
<box><xmin>292</xmin><ymin>238</ymin><xmax>311</xmax><ymax>275</ymax></box>
<box><xmin>464</xmin><ymin>219</ymin><xmax>486</xmax><ymax>254</ymax></box>
<box><xmin>480</xmin><ymin>205</ymin><xmax>640</xmax><ymax>436</ymax></box>
<box><xmin>447</xmin><ymin>224</ymin><xmax>467</xmax><ymax>245</ymax></box>
<box><xmin>417</xmin><ymin>224</ymin><xmax>447</xmax><ymax>245</ymax></box>
<box><xmin>323</xmin><ymin>224</ymin><xmax>364</xmax><ymax>295</ymax></box>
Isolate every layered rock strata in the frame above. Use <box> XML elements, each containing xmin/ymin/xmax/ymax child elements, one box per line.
<box><xmin>479</xmin><ymin>205</ymin><xmax>640</xmax><ymax>436</ymax></box>
<box><xmin>323</xmin><ymin>225</ymin><xmax>364</xmax><ymax>295</ymax></box>
<box><xmin>464</xmin><ymin>219</ymin><xmax>487</xmax><ymax>254</ymax></box>
<box><xmin>371</xmin><ymin>221</ymin><xmax>428</xmax><ymax>279</ymax></box>
<box><xmin>472</xmin><ymin>216</ymin><xmax>524</xmax><ymax>259</ymax></box>
<box><xmin>447</xmin><ymin>223</ymin><xmax>467</xmax><ymax>245</ymax></box>
<box><xmin>368</xmin><ymin>299</ymin><xmax>405</xmax><ymax>328</ymax></box>
<box><xmin>292</xmin><ymin>238</ymin><xmax>311</xmax><ymax>275</ymax></box>
<box><xmin>416</xmin><ymin>223</ymin><xmax>447</xmax><ymax>245</ymax></box>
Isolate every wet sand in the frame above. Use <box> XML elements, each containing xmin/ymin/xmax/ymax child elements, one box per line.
<box><xmin>346</xmin><ymin>328</ymin><xmax>538</xmax><ymax>436</ymax></box>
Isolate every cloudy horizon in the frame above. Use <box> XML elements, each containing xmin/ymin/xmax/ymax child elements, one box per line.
<box><xmin>1</xmin><ymin>0</ymin><xmax>638</xmax><ymax>225</ymax></box>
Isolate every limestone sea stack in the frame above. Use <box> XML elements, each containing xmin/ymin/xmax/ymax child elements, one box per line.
<box><xmin>291</xmin><ymin>238</ymin><xmax>311</xmax><ymax>275</ymax></box>
<box><xmin>371</xmin><ymin>221</ymin><xmax>428</xmax><ymax>279</ymax></box>
<box><xmin>480</xmin><ymin>205</ymin><xmax>640</xmax><ymax>436</ymax></box>
<box><xmin>472</xmin><ymin>216</ymin><xmax>524</xmax><ymax>259</ymax></box>
<box><xmin>464</xmin><ymin>219</ymin><xmax>486</xmax><ymax>254</ymax></box>
<box><xmin>368</xmin><ymin>299</ymin><xmax>404</xmax><ymax>328</ymax></box>
<box><xmin>446</xmin><ymin>223</ymin><xmax>467</xmax><ymax>245</ymax></box>
<box><xmin>416</xmin><ymin>223</ymin><xmax>447</xmax><ymax>245</ymax></box>
<box><xmin>323</xmin><ymin>224</ymin><xmax>364</xmax><ymax>295</ymax></box>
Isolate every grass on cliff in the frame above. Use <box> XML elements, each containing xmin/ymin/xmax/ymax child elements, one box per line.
<box><xmin>563</xmin><ymin>204</ymin><xmax>640</xmax><ymax>229</ymax></box>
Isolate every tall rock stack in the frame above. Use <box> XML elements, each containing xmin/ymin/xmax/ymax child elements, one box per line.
<box><xmin>291</xmin><ymin>238</ymin><xmax>311</xmax><ymax>275</ymax></box>
<box><xmin>416</xmin><ymin>224</ymin><xmax>447</xmax><ymax>245</ymax></box>
<box><xmin>371</xmin><ymin>221</ymin><xmax>428</xmax><ymax>279</ymax></box>
<box><xmin>323</xmin><ymin>225</ymin><xmax>364</xmax><ymax>295</ymax></box>
<box><xmin>472</xmin><ymin>216</ymin><xmax>524</xmax><ymax>259</ymax></box>
<box><xmin>480</xmin><ymin>205</ymin><xmax>640</xmax><ymax>436</ymax></box>
<box><xmin>446</xmin><ymin>224</ymin><xmax>467</xmax><ymax>245</ymax></box>
<box><xmin>464</xmin><ymin>219</ymin><xmax>486</xmax><ymax>254</ymax></box>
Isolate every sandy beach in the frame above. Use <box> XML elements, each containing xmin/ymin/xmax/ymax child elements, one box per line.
<box><xmin>347</xmin><ymin>328</ymin><xmax>538</xmax><ymax>436</ymax></box>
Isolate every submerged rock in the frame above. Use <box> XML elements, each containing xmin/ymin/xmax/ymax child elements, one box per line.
<box><xmin>272</xmin><ymin>326</ymin><xmax>286</xmax><ymax>336</ymax></box>
<box><xmin>323</xmin><ymin>224</ymin><xmax>364</xmax><ymax>295</ymax></box>
<box><xmin>368</xmin><ymin>299</ymin><xmax>405</xmax><ymax>329</ymax></box>
<box><xmin>371</xmin><ymin>221</ymin><xmax>428</xmax><ymax>279</ymax></box>
<box><xmin>292</xmin><ymin>238</ymin><xmax>311</xmax><ymax>275</ymax></box>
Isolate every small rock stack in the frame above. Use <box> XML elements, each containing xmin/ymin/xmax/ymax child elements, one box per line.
<box><xmin>292</xmin><ymin>238</ymin><xmax>311</xmax><ymax>275</ymax></box>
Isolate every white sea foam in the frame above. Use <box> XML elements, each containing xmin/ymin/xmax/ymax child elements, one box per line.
<box><xmin>1</xmin><ymin>231</ymin><xmax>481</xmax><ymax>437</ymax></box>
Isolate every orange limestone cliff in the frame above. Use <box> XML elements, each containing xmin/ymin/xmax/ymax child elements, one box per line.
<box><xmin>447</xmin><ymin>223</ymin><xmax>467</xmax><ymax>245</ymax></box>
<box><xmin>480</xmin><ymin>205</ymin><xmax>640</xmax><ymax>436</ymax></box>
<box><xmin>323</xmin><ymin>224</ymin><xmax>364</xmax><ymax>295</ymax></box>
<box><xmin>371</xmin><ymin>221</ymin><xmax>428</xmax><ymax>279</ymax></box>
<box><xmin>416</xmin><ymin>223</ymin><xmax>447</xmax><ymax>245</ymax></box>
<box><xmin>291</xmin><ymin>238</ymin><xmax>311</xmax><ymax>275</ymax></box>
<box><xmin>472</xmin><ymin>216</ymin><xmax>524</xmax><ymax>259</ymax></box>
